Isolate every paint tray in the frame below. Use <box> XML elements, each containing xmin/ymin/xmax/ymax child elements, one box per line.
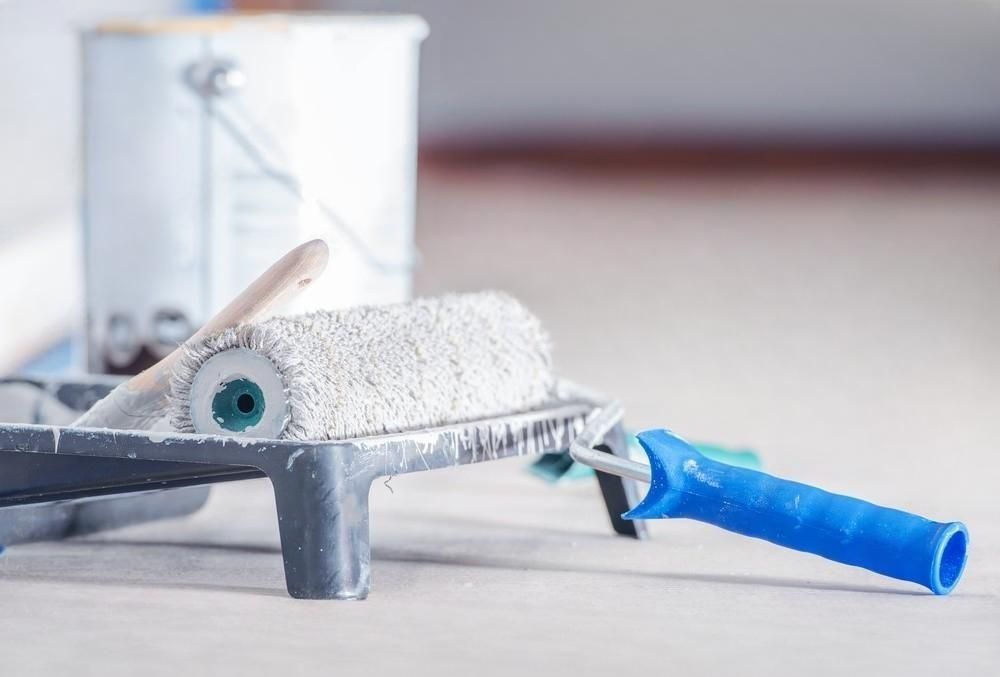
<box><xmin>0</xmin><ymin>379</ymin><xmax>644</xmax><ymax>599</ymax></box>
<box><xmin>0</xmin><ymin>378</ymin><xmax>211</xmax><ymax>549</ymax></box>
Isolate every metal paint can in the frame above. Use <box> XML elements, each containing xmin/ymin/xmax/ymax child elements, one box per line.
<box><xmin>82</xmin><ymin>14</ymin><xmax>427</xmax><ymax>373</ymax></box>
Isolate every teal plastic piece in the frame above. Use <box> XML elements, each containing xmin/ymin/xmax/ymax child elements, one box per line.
<box><xmin>529</xmin><ymin>451</ymin><xmax>596</xmax><ymax>483</ymax></box>
<box><xmin>211</xmin><ymin>378</ymin><xmax>265</xmax><ymax>433</ymax></box>
<box><xmin>625</xmin><ymin>429</ymin><xmax>969</xmax><ymax>595</ymax></box>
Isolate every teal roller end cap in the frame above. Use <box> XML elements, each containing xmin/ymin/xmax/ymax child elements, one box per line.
<box><xmin>211</xmin><ymin>377</ymin><xmax>265</xmax><ymax>433</ymax></box>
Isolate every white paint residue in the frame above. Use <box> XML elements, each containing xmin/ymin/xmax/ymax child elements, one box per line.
<box><xmin>415</xmin><ymin>440</ymin><xmax>432</xmax><ymax>471</ymax></box>
<box><xmin>553</xmin><ymin>418</ymin><xmax>566</xmax><ymax>446</ymax></box>
<box><xmin>286</xmin><ymin>448</ymin><xmax>306</xmax><ymax>471</ymax></box>
<box><xmin>683</xmin><ymin>458</ymin><xmax>721</xmax><ymax>488</ymax></box>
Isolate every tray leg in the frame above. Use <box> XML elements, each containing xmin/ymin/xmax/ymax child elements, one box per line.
<box><xmin>268</xmin><ymin>452</ymin><xmax>374</xmax><ymax>600</ymax></box>
<box><xmin>593</xmin><ymin>422</ymin><xmax>649</xmax><ymax>539</ymax></box>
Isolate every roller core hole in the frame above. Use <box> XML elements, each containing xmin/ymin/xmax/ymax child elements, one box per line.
<box><xmin>236</xmin><ymin>393</ymin><xmax>255</xmax><ymax>414</ymax></box>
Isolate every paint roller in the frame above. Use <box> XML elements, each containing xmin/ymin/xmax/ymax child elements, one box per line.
<box><xmin>167</xmin><ymin>291</ymin><xmax>554</xmax><ymax>439</ymax></box>
<box><xmin>167</xmin><ymin>287</ymin><xmax>969</xmax><ymax>594</ymax></box>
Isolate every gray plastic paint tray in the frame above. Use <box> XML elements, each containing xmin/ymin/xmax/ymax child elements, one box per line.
<box><xmin>0</xmin><ymin>379</ymin><xmax>644</xmax><ymax>599</ymax></box>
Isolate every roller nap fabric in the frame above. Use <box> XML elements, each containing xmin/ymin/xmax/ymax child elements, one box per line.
<box><xmin>168</xmin><ymin>291</ymin><xmax>555</xmax><ymax>440</ymax></box>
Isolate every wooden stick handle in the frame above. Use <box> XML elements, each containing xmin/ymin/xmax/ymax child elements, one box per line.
<box><xmin>74</xmin><ymin>239</ymin><xmax>329</xmax><ymax>430</ymax></box>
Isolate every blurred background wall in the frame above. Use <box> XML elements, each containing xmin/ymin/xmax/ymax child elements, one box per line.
<box><xmin>318</xmin><ymin>0</ymin><xmax>1000</xmax><ymax>149</ymax></box>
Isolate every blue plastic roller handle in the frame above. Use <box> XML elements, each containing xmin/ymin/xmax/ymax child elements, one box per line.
<box><xmin>624</xmin><ymin>429</ymin><xmax>969</xmax><ymax>594</ymax></box>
